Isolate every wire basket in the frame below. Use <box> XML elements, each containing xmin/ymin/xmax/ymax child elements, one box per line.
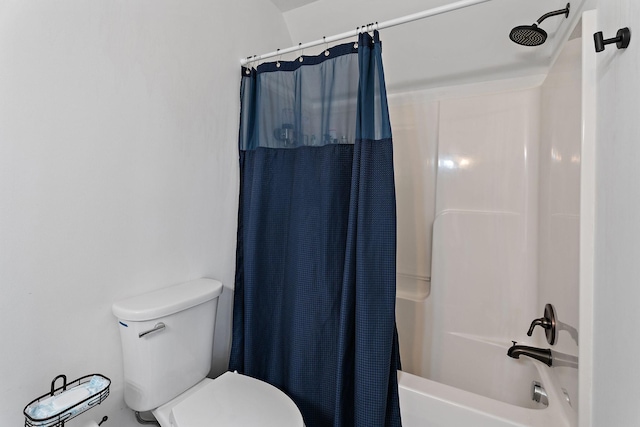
<box><xmin>24</xmin><ymin>374</ymin><xmax>110</xmax><ymax>427</ymax></box>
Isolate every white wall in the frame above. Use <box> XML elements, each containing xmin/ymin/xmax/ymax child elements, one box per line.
<box><xmin>593</xmin><ymin>0</ymin><xmax>640</xmax><ymax>425</ymax></box>
<box><xmin>0</xmin><ymin>2</ymin><xmax>291</xmax><ymax>426</ymax></box>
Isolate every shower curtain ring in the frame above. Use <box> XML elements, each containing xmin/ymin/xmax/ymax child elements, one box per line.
<box><xmin>324</xmin><ymin>36</ymin><xmax>330</xmax><ymax>56</ymax></box>
<box><xmin>245</xmin><ymin>55</ymin><xmax>256</xmax><ymax>74</ymax></box>
<box><xmin>354</xmin><ymin>27</ymin><xmax>359</xmax><ymax>48</ymax></box>
<box><xmin>298</xmin><ymin>42</ymin><xmax>304</xmax><ymax>62</ymax></box>
<box><xmin>276</xmin><ymin>48</ymin><xmax>281</xmax><ymax>68</ymax></box>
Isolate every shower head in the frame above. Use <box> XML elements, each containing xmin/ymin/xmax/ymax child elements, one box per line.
<box><xmin>509</xmin><ymin>24</ymin><xmax>548</xmax><ymax>46</ymax></box>
<box><xmin>509</xmin><ymin>3</ymin><xmax>570</xmax><ymax>47</ymax></box>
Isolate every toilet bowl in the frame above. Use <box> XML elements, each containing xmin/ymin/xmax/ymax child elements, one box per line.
<box><xmin>112</xmin><ymin>278</ymin><xmax>304</xmax><ymax>427</ymax></box>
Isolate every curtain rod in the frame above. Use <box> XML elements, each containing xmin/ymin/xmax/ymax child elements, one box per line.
<box><xmin>241</xmin><ymin>0</ymin><xmax>493</xmax><ymax>66</ymax></box>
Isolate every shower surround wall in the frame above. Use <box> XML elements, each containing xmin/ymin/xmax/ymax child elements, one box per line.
<box><xmin>394</xmin><ymin>38</ymin><xmax>581</xmax><ymax>414</ymax></box>
<box><xmin>538</xmin><ymin>38</ymin><xmax>581</xmax><ymax>408</ymax></box>
<box><xmin>430</xmin><ymin>87</ymin><xmax>541</xmax><ymax>398</ymax></box>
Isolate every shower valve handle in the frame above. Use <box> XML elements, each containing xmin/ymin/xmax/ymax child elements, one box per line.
<box><xmin>526</xmin><ymin>304</ymin><xmax>557</xmax><ymax>345</ymax></box>
<box><xmin>527</xmin><ymin>318</ymin><xmax>551</xmax><ymax>336</ymax></box>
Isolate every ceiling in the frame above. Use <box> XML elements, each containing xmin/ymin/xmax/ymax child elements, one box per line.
<box><xmin>268</xmin><ymin>0</ymin><xmax>319</xmax><ymax>12</ymax></box>
<box><xmin>269</xmin><ymin>0</ymin><xmax>594</xmax><ymax>91</ymax></box>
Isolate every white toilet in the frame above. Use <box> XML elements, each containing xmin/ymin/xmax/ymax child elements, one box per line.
<box><xmin>112</xmin><ymin>278</ymin><xmax>304</xmax><ymax>427</ymax></box>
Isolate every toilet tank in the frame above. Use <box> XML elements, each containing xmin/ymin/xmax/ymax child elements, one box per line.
<box><xmin>112</xmin><ymin>278</ymin><xmax>223</xmax><ymax>412</ymax></box>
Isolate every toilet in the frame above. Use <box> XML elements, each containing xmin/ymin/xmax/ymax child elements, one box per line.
<box><xmin>112</xmin><ymin>278</ymin><xmax>304</xmax><ymax>427</ymax></box>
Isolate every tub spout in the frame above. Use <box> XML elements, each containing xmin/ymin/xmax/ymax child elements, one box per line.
<box><xmin>507</xmin><ymin>342</ymin><xmax>553</xmax><ymax>367</ymax></box>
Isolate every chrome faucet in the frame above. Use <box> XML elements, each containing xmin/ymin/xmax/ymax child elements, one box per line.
<box><xmin>507</xmin><ymin>342</ymin><xmax>553</xmax><ymax>366</ymax></box>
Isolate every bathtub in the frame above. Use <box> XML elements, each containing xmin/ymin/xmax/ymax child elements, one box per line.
<box><xmin>397</xmin><ymin>334</ymin><xmax>577</xmax><ymax>427</ymax></box>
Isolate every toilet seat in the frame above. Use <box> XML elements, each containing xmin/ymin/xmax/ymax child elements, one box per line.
<box><xmin>153</xmin><ymin>372</ymin><xmax>304</xmax><ymax>427</ymax></box>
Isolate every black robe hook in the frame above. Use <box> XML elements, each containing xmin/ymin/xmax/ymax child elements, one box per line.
<box><xmin>594</xmin><ymin>27</ymin><xmax>631</xmax><ymax>53</ymax></box>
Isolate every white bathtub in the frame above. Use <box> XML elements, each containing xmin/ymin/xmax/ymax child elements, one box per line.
<box><xmin>397</xmin><ymin>334</ymin><xmax>577</xmax><ymax>427</ymax></box>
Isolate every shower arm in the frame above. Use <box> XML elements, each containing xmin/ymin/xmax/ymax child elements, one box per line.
<box><xmin>536</xmin><ymin>3</ymin><xmax>570</xmax><ymax>25</ymax></box>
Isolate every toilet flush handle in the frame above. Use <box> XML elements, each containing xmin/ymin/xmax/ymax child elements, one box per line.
<box><xmin>138</xmin><ymin>322</ymin><xmax>166</xmax><ymax>338</ymax></box>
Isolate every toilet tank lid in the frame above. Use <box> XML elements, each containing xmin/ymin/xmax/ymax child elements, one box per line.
<box><xmin>112</xmin><ymin>278</ymin><xmax>223</xmax><ymax>321</ymax></box>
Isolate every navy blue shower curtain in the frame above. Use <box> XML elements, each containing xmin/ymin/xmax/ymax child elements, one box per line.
<box><xmin>230</xmin><ymin>31</ymin><xmax>401</xmax><ymax>427</ymax></box>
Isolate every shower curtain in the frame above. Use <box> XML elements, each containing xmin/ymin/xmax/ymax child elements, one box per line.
<box><xmin>229</xmin><ymin>31</ymin><xmax>401</xmax><ymax>427</ymax></box>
